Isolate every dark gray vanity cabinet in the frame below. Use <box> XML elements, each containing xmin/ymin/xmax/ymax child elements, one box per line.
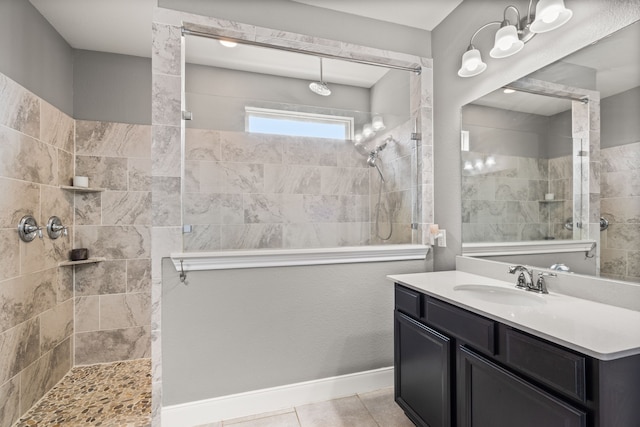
<box><xmin>394</xmin><ymin>283</ymin><xmax>640</xmax><ymax>427</ymax></box>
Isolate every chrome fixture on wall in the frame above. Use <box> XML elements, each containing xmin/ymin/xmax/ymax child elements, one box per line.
<box><xmin>458</xmin><ymin>0</ymin><xmax>573</xmax><ymax>78</ymax></box>
<box><xmin>17</xmin><ymin>215</ymin><xmax>43</xmax><ymax>242</ymax></box>
<box><xmin>46</xmin><ymin>216</ymin><xmax>68</xmax><ymax>239</ymax></box>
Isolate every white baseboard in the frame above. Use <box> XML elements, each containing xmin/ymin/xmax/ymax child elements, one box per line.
<box><xmin>161</xmin><ymin>366</ymin><xmax>394</xmax><ymax>427</ymax></box>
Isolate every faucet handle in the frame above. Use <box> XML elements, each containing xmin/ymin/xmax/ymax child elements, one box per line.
<box><xmin>534</xmin><ymin>272</ymin><xmax>555</xmax><ymax>294</ymax></box>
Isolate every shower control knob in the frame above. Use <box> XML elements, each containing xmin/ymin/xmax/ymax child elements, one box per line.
<box><xmin>18</xmin><ymin>215</ymin><xmax>43</xmax><ymax>242</ymax></box>
<box><xmin>46</xmin><ymin>216</ymin><xmax>68</xmax><ymax>239</ymax></box>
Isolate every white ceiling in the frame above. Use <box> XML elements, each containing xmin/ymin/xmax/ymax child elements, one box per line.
<box><xmin>290</xmin><ymin>0</ymin><xmax>462</xmax><ymax>31</ymax></box>
<box><xmin>29</xmin><ymin>0</ymin><xmax>458</xmax><ymax>88</ymax></box>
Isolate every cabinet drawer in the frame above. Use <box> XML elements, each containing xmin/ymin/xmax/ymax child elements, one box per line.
<box><xmin>395</xmin><ymin>285</ymin><xmax>422</xmax><ymax>318</ymax></box>
<box><xmin>426</xmin><ymin>298</ymin><xmax>495</xmax><ymax>354</ymax></box>
<box><xmin>503</xmin><ymin>327</ymin><xmax>586</xmax><ymax>402</ymax></box>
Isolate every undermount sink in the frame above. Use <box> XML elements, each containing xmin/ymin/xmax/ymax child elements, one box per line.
<box><xmin>453</xmin><ymin>284</ymin><xmax>546</xmax><ymax>306</ymax></box>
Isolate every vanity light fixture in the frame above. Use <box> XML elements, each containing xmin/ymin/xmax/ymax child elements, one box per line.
<box><xmin>458</xmin><ymin>0</ymin><xmax>572</xmax><ymax>78</ymax></box>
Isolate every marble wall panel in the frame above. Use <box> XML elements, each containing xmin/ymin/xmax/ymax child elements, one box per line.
<box><xmin>75</xmin><ymin>155</ymin><xmax>128</xmax><ymax>190</ymax></box>
<box><xmin>601</xmin><ymin>170</ymin><xmax>640</xmax><ymax>198</ymax></box>
<box><xmin>220</xmin><ymin>131</ymin><xmax>283</xmax><ymax>163</ymax></box>
<box><xmin>282</xmin><ymin>223</ymin><xmax>338</xmax><ymax>248</ymax></box>
<box><xmin>74</xmin><ymin>192</ymin><xmax>102</xmax><ymax>225</ymax></box>
<box><xmin>40</xmin><ymin>101</ymin><xmax>74</xmax><ymax>153</ymax></box>
<box><xmin>99</xmin><ymin>293</ymin><xmax>151</xmax><ymax>330</ymax></box>
<box><xmin>152</xmin><ymin>74</ymin><xmax>181</xmax><ymax>127</ymax></box>
<box><xmin>223</xmin><ymin>163</ymin><xmax>264</xmax><ymax>193</ymax></box>
<box><xmin>75</xmin><ymin>326</ymin><xmax>151</xmax><ymax>365</ymax></box>
<box><xmin>0</xmin><ymin>178</ymin><xmax>40</xmax><ymax>228</ymax></box>
<box><xmin>494</xmin><ymin>178</ymin><xmax>529</xmax><ymax>201</ymax></box>
<box><xmin>20</xmin><ymin>230</ymin><xmax>71</xmax><ymax>273</ymax></box>
<box><xmin>152</xmin><ymin>125</ymin><xmax>181</xmax><ymax>177</ymax></box>
<box><xmin>76</xmin><ymin>120</ymin><xmax>151</xmax><ymax>159</ymax></box>
<box><xmin>0</xmin><ymin>269</ymin><xmax>56</xmax><ymax>334</ymax></box>
<box><xmin>302</xmin><ymin>195</ymin><xmax>350</xmax><ymax>223</ymax></box>
<box><xmin>74</xmin><ymin>225</ymin><xmax>151</xmax><ymax>260</ymax></box>
<box><xmin>185</xmin><ymin>128</ymin><xmax>221</xmax><ymax>161</ymax></box>
<box><xmin>40</xmin><ymin>185</ymin><xmax>74</xmax><ymax>226</ymax></box>
<box><xmin>129</xmin><ymin>158</ymin><xmax>152</xmax><ymax>191</ymax></box>
<box><xmin>0</xmin><ymin>375</ymin><xmax>20</xmax><ymax>427</ymax></box>
<box><xmin>628</xmin><ymin>251</ymin><xmax>640</xmax><ymax>280</ymax></box>
<box><xmin>75</xmin><ymin>296</ymin><xmax>99</xmax><ymax>333</ymax></box>
<box><xmin>127</xmin><ymin>259</ymin><xmax>152</xmax><ymax>294</ymax></box>
<box><xmin>0</xmin><ymin>127</ymin><xmax>56</xmax><ymax>185</ymax></box>
<box><xmin>57</xmin><ymin>267</ymin><xmax>73</xmax><ymax>304</ymax></box>
<box><xmin>40</xmin><ymin>299</ymin><xmax>73</xmax><ymax>353</ymax></box>
<box><xmin>57</xmin><ymin>149</ymin><xmax>74</xmax><ymax>187</ymax></box>
<box><xmin>0</xmin><ymin>229</ymin><xmax>20</xmax><ymax>282</ymax></box>
<box><xmin>264</xmin><ymin>165</ymin><xmax>321</xmax><ymax>194</ymax></box>
<box><xmin>0</xmin><ymin>317</ymin><xmax>39</xmax><ymax>385</ymax></box>
<box><xmin>0</xmin><ymin>74</ymin><xmax>40</xmax><ymax>139</ymax></box>
<box><xmin>184</xmin><ymin>225</ymin><xmax>222</xmax><ymax>251</ymax></box>
<box><xmin>283</xmin><ymin>138</ymin><xmax>338</xmax><ymax>166</ymax></box>
<box><xmin>102</xmin><ymin>191</ymin><xmax>152</xmax><ymax>225</ymax></box>
<box><xmin>321</xmin><ymin>167</ymin><xmax>369</xmax><ymax>195</ymax></box>
<box><xmin>152</xmin><ymin>23</ymin><xmax>182</xmax><ymax>76</ymax></box>
<box><xmin>152</xmin><ymin>177</ymin><xmax>181</xmax><ymax>226</ymax></box>
<box><xmin>606</xmin><ymin>224</ymin><xmax>640</xmax><ymax>251</ymax></box>
<box><xmin>221</xmin><ymin>224</ymin><xmax>283</xmax><ymax>249</ymax></box>
<box><xmin>20</xmin><ymin>338</ymin><xmax>71</xmax><ymax>413</ymax></box>
<box><xmin>75</xmin><ymin>260</ymin><xmax>127</xmax><ymax>296</ymax></box>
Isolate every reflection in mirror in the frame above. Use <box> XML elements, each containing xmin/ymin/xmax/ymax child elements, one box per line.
<box><xmin>461</xmin><ymin>21</ymin><xmax>639</xmax><ymax>284</ymax></box>
<box><xmin>182</xmin><ymin>34</ymin><xmax>420</xmax><ymax>252</ymax></box>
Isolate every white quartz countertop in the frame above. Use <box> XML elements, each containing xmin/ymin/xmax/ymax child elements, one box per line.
<box><xmin>388</xmin><ymin>271</ymin><xmax>640</xmax><ymax>361</ymax></box>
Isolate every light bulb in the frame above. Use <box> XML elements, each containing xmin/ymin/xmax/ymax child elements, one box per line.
<box><xmin>363</xmin><ymin>124</ymin><xmax>374</xmax><ymax>138</ymax></box>
<box><xmin>474</xmin><ymin>159</ymin><xmax>484</xmax><ymax>170</ymax></box>
<box><xmin>541</xmin><ymin>8</ymin><xmax>560</xmax><ymax>23</ymax></box>
<box><xmin>463</xmin><ymin>161</ymin><xmax>474</xmax><ymax>171</ymax></box>
<box><xmin>354</xmin><ymin>133</ymin><xmax>363</xmax><ymax>143</ymax></box>
<box><xmin>458</xmin><ymin>48</ymin><xmax>486</xmax><ymax>77</ymax></box>
<box><xmin>372</xmin><ymin>116</ymin><xmax>385</xmax><ymax>131</ymax></box>
<box><xmin>219</xmin><ymin>40</ymin><xmax>237</xmax><ymax>48</ymax></box>
<box><xmin>485</xmin><ymin>156</ymin><xmax>496</xmax><ymax>167</ymax></box>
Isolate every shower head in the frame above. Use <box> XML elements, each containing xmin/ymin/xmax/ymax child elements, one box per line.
<box><xmin>309</xmin><ymin>58</ymin><xmax>331</xmax><ymax>96</ymax></box>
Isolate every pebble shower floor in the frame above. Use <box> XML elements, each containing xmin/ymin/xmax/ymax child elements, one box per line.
<box><xmin>16</xmin><ymin>359</ymin><xmax>151</xmax><ymax>426</ymax></box>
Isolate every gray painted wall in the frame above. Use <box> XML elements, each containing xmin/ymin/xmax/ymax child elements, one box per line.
<box><xmin>159</xmin><ymin>0</ymin><xmax>431</xmax><ymax>58</ymax></box>
<box><xmin>73</xmin><ymin>50</ymin><xmax>152</xmax><ymax>125</ymax></box>
<box><xmin>370</xmin><ymin>69</ymin><xmax>411</xmax><ymax>131</ymax></box>
<box><xmin>431</xmin><ymin>0</ymin><xmax>640</xmax><ymax>271</ymax></box>
<box><xmin>162</xmin><ymin>258</ymin><xmax>428</xmax><ymax>405</ymax></box>
<box><xmin>601</xmin><ymin>86</ymin><xmax>640</xmax><ymax>149</ymax></box>
<box><xmin>0</xmin><ymin>0</ymin><xmax>73</xmax><ymax>115</ymax></box>
<box><xmin>185</xmin><ymin>63</ymin><xmax>371</xmax><ymax>131</ymax></box>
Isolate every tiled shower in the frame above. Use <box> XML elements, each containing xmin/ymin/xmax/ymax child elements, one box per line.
<box><xmin>0</xmin><ymin>71</ymin><xmax>152</xmax><ymax>425</ymax></box>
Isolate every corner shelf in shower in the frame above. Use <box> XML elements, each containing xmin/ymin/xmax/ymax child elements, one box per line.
<box><xmin>58</xmin><ymin>257</ymin><xmax>106</xmax><ymax>267</ymax></box>
<box><xmin>60</xmin><ymin>185</ymin><xmax>105</xmax><ymax>193</ymax></box>
<box><xmin>538</xmin><ymin>199</ymin><xmax>565</xmax><ymax>203</ymax></box>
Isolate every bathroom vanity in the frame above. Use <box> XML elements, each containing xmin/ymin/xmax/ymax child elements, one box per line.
<box><xmin>389</xmin><ymin>270</ymin><xmax>640</xmax><ymax>427</ymax></box>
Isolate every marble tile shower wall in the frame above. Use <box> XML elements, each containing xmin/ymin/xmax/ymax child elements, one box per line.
<box><xmin>0</xmin><ymin>72</ymin><xmax>74</xmax><ymax>427</ymax></box>
<box><xmin>461</xmin><ymin>152</ymin><xmax>573</xmax><ymax>242</ymax></box>
<box><xmin>73</xmin><ymin>120</ymin><xmax>152</xmax><ymax>365</ymax></box>
<box><xmin>600</xmin><ymin>141</ymin><xmax>640</xmax><ymax>283</ymax></box>
<box><xmin>184</xmin><ymin>126</ymin><xmax>413</xmax><ymax>250</ymax></box>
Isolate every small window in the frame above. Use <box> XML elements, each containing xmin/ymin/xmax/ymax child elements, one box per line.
<box><xmin>245</xmin><ymin>107</ymin><xmax>354</xmax><ymax>140</ymax></box>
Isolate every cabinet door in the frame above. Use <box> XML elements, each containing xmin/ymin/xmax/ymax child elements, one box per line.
<box><xmin>395</xmin><ymin>311</ymin><xmax>451</xmax><ymax>427</ymax></box>
<box><xmin>458</xmin><ymin>346</ymin><xmax>586</xmax><ymax>427</ymax></box>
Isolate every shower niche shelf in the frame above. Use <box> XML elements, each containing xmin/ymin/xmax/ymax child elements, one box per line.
<box><xmin>58</xmin><ymin>257</ymin><xmax>106</xmax><ymax>267</ymax></box>
<box><xmin>60</xmin><ymin>185</ymin><xmax>105</xmax><ymax>193</ymax></box>
<box><xmin>538</xmin><ymin>199</ymin><xmax>565</xmax><ymax>203</ymax></box>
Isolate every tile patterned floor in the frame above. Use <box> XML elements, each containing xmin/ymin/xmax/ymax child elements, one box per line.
<box><xmin>199</xmin><ymin>388</ymin><xmax>414</xmax><ymax>427</ymax></box>
<box><xmin>16</xmin><ymin>359</ymin><xmax>151</xmax><ymax>427</ymax></box>
<box><xmin>16</xmin><ymin>359</ymin><xmax>411</xmax><ymax>427</ymax></box>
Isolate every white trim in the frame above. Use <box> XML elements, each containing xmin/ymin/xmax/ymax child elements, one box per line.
<box><xmin>463</xmin><ymin>240</ymin><xmax>596</xmax><ymax>257</ymax></box>
<box><xmin>161</xmin><ymin>366</ymin><xmax>394</xmax><ymax>426</ymax></box>
<box><xmin>171</xmin><ymin>244</ymin><xmax>429</xmax><ymax>272</ymax></box>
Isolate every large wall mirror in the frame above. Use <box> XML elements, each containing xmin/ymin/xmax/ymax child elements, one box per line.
<box><xmin>181</xmin><ymin>31</ymin><xmax>421</xmax><ymax>252</ymax></box>
<box><xmin>461</xmin><ymin>21</ymin><xmax>640</xmax><ymax>284</ymax></box>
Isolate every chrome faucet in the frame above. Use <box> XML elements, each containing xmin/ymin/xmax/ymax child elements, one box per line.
<box><xmin>532</xmin><ymin>272</ymin><xmax>555</xmax><ymax>294</ymax></box>
<box><xmin>507</xmin><ymin>265</ymin><xmax>533</xmax><ymax>290</ymax></box>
